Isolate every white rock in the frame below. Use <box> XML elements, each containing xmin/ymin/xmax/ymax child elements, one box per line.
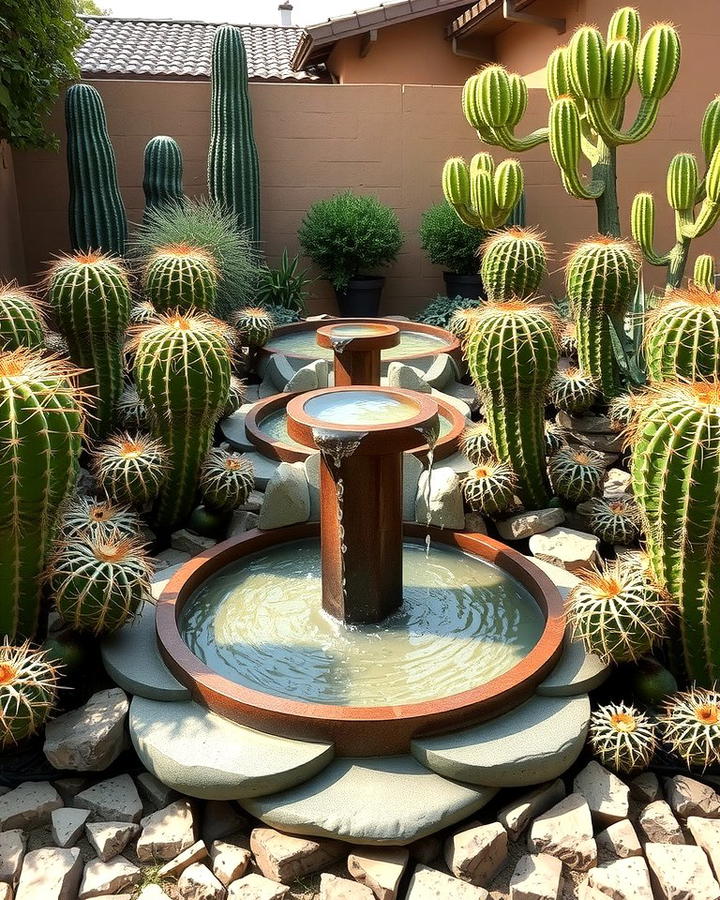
<box><xmin>529</xmin><ymin>527</ymin><xmax>601</xmax><ymax>574</ymax></box>
<box><xmin>444</xmin><ymin>821</ymin><xmax>507</xmax><ymax>885</ymax></box>
<box><xmin>79</xmin><ymin>856</ymin><xmax>142</xmax><ymax>899</ymax></box>
<box><xmin>0</xmin><ymin>781</ymin><xmax>62</xmax><ymax>829</ymax></box>
<box><xmin>497</xmin><ymin>780</ymin><xmax>566</xmax><ymax>841</ymax></box>
<box><xmin>603</xmin><ymin>469</ymin><xmax>632</xmax><ymax>499</ymax></box>
<box><xmin>285</xmin><ymin>359</ymin><xmax>329</xmax><ymax>392</ymax></box>
<box><xmin>85</xmin><ymin>821</ymin><xmax>140</xmax><ymax>862</ymax></box>
<box><xmin>687</xmin><ymin>816</ymin><xmax>720</xmax><ymax>880</ymax></box>
<box><xmin>387</xmin><ymin>362</ymin><xmax>431</xmax><ymax>393</ymax></box>
<box><xmin>415</xmin><ymin>466</ymin><xmax>465</xmax><ymax>529</ymax></box>
<box><xmin>347</xmin><ymin>847</ymin><xmax>408</xmax><ymax>900</ymax></box>
<box><xmin>250</xmin><ymin>828</ymin><xmax>344</xmax><ymax>883</ymax></box>
<box><xmin>320</xmin><ymin>873</ymin><xmax>374</xmax><ymax>898</ymax></box>
<box><xmin>587</xmin><ymin>857</ymin><xmax>653</xmax><ymax>900</ymax></box>
<box><xmin>44</xmin><ymin>688</ymin><xmax>128</xmax><ymax>772</ymax></box>
<box><xmin>573</xmin><ymin>761</ymin><xmax>630</xmax><ymax>826</ymax></box>
<box><xmin>51</xmin><ymin>807</ymin><xmax>90</xmax><ymax>848</ymax></box>
<box><xmin>646</xmin><ymin>842</ymin><xmax>720</xmax><ymax>900</ymax></box>
<box><xmin>15</xmin><ymin>847</ymin><xmax>83</xmax><ymax>900</ymax></box>
<box><xmin>509</xmin><ymin>853</ymin><xmax>563</xmax><ymax>900</ymax></box>
<box><xmin>265</xmin><ymin>355</ymin><xmax>296</xmax><ymax>391</ymax></box>
<box><xmin>211</xmin><ymin>841</ymin><xmax>251</xmax><ymax>886</ymax></box>
<box><xmin>227</xmin><ymin>873</ymin><xmax>289</xmax><ymax>898</ymax></box>
<box><xmin>137</xmin><ymin>799</ymin><xmax>196</xmax><ymax>862</ymax></box>
<box><xmin>258</xmin><ymin>461</ymin><xmax>310</xmax><ymax>529</ymax></box>
<box><xmin>665</xmin><ymin>775</ymin><xmax>720</xmax><ymax>820</ymax></box>
<box><xmin>528</xmin><ymin>793</ymin><xmax>597</xmax><ymax>872</ymax></box>
<box><xmin>138</xmin><ymin>887</ymin><xmax>171</xmax><ymax>900</ymax></box>
<box><xmin>406</xmin><ymin>864</ymin><xmax>488</xmax><ymax>898</ymax></box>
<box><xmin>423</xmin><ymin>354</ymin><xmax>459</xmax><ymax>390</ymax></box>
<box><xmin>595</xmin><ymin>819</ymin><xmax>642</xmax><ymax>860</ymax></box>
<box><xmin>0</xmin><ymin>882</ymin><xmax>12</xmax><ymax>900</ymax></box>
<box><xmin>153</xmin><ymin>547</ymin><xmax>191</xmax><ymax>570</ymax></box>
<box><xmin>74</xmin><ymin>774</ymin><xmax>142</xmax><ymax>823</ymax></box>
<box><xmin>157</xmin><ymin>841</ymin><xmax>208</xmax><ymax>878</ymax></box>
<box><xmin>496</xmin><ymin>509</ymin><xmax>566</xmax><ymax>541</ymax></box>
<box><xmin>0</xmin><ymin>830</ymin><xmax>25</xmax><ymax>884</ymax></box>
<box><xmin>304</xmin><ymin>452</ymin><xmax>321</xmax><ymax>522</ymax></box>
<box><xmin>176</xmin><ymin>862</ymin><xmax>225</xmax><ymax>900</ymax></box>
<box><xmin>638</xmin><ymin>800</ymin><xmax>685</xmax><ymax>845</ymax></box>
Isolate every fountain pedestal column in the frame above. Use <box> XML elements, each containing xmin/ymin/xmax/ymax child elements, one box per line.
<box><xmin>287</xmin><ymin>387</ymin><xmax>439</xmax><ymax>625</ymax></box>
<box><xmin>316</xmin><ymin>323</ymin><xmax>400</xmax><ymax>387</ymax></box>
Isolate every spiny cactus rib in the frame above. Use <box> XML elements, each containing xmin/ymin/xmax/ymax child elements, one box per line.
<box><xmin>460</xmin><ymin>422</ymin><xmax>495</xmax><ymax>465</ymax></box>
<box><xmin>133</xmin><ymin>311</ymin><xmax>232</xmax><ymax>531</ymax></box>
<box><xmin>589</xmin><ymin>496</ymin><xmax>641</xmax><ymax>545</ymax></box>
<box><xmin>661</xmin><ymin>688</ymin><xmax>720</xmax><ymax>769</ymax></box>
<box><xmin>49</xmin><ymin>532</ymin><xmax>151</xmax><ymax>635</ymax></box>
<box><xmin>448</xmin><ymin>306</ymin><xmax>483</xmax><ymax>342</ymax></box>
<box><xmin>588</xmin><ymin>702</ymin><xmax>657</xmax><ymax>774</ymax></box>
<box><xmin>0</xmin><ymin>285</ymin><xmax>45</xmax><ymax>351</ymax></box>
<box><xmin>61</xmin><ymin>496</ymin><xmax>141</xmax><ymax>543</ymax></box>
<box><xmin>223</xmin><ymin>375</ymin><xmax>247</xmax><ymax>418</ymax></box>
<box><xmin>143</xmin><ymin>245</ymin><xmax>219</xmax><ymax>314</ymax></box>
<box><xmin>480</xmin><ymin>227</ymin><xmax>547</xmax><ymax>302</ymax></box>
<box><xmin>0</xmin><ymin>351</ymin><xmax>85</xmax><ymax>639</ymax></box>
<box><xmin>466</xmin><ymin>300</ymin><xmax>559</xmax><ymax>508</ymax></box>
<box><xmin>91</xmin><ymin>432</ymin><xmax>168</xmax><ymax>508</ymax></box>
<box><xmin>549</xmin><ymin>368</ymin><xmax>598</xmax><ymax>414</ymax></box>
<box><xmin>231</xmin><ymin>307</ymin><xmax>275</xmax><ymax>348</ymax></box>
<box><xmin>143</xmin><ymin>136</ymin><xmax>184</xmax><ymax>218</ymax></box>
<box><xmin>442</xmin><ymin>154</ymin><xmax>524</xmax><ymax>230</ymax></box>
<box><xmin>130</xmin><ymin>301</ymin><xmax>157</xmax><ymax>325</ymax></box>
<box><xmin>199</xmin><ymin>448</ymin><xmax>255</xmax><ymax>513</ymax></box>
<box><xmin>608</xmin><ymin>391</ymin><xmax>640</xmax><ymax>431</ymax></box>
<box><xmin>462</xmin><ymin>460</ymin><xmax>517</xmax><ymax>517</ymax></box>
<box><xmin>0</xmin><ymin>641</ymin><xmax>59</xmax><ymax>747</ymax></box>
<box><xmin>549</xmin><ymin>446</ymin><xmax>605</xmax><ymax>503</ymax></box>
<box><xmin>65</xmin><ymin>83</ymin><xmax>127</xmax><ymax>256</ymax></box>
<box><xmin>645</xmin><ymin>287</ymin><xmax>720</xmax><ymax>382</ymax></box>
<box><xmin>693</xmin><ymin>255</ymin><xmax>716</xmax><ymax>291</ymax></box>
<box><xmin>116</xmin><ymin>385</ymin><xmax>147</xmax><ymax>431</ymax></box>
<box><xmin>208</xmin><ymin>25</ymin><xmax>261</xmax><ymax>242</ymax></box>
<box><xmin>544</xmin><ymin>421</ymin><xmax>567</xmax><ymax>457</ymax></box>
<box><xmin>560</xmin><ymin>322</ymin><xmax>578</xmax><ymax>359</ymax></box>
<box><xmin>631</xmin><ymin>381</ymin><xmax>720</xmax><ymax>685</ymax></box>
<box><xmin>47</xmin><ymin>252</ymin><xmax>132</xmax><ymax>440</ymax></box>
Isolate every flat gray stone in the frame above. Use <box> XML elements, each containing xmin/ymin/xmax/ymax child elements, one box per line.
<box><xmin>537</xmin><ymin>630</ymin><xmax>609</xmax><ymax>697</ymax></box>
<box><xmin>101</xmin><ymin>601</ymin><xmax>190</xmax><ymax>702</ymax></box>
<box><xmin>243</xmin><ymin>756</ymin><xmax>497</xmax><ymax>846</ymax></box>
<box><xmin>423</xmin><ymin>354</ymin><xmax>460</xmax><ymax>390</ymax></box>
<box><xmin>130</xmin><ymin>697</ymin><xmax>334</xmax><ymax>801</ymax></box>
<box><xmin>220</xmin><ymin>405</ymin><xmax>256</xmax><ymax>452</ymax></box>
<box><xmin>240</xmin><ymin>452</ymin><xmax>281</xmax><ymax>491</ymax></box>
<box><xmin>524</xmin><ymin>558</ymin><xmax>581</xmax><ymax>601</ymax></box>
<box><xmin>412</xmin><ymin>695</ymin><xmax>590</xmax><ymax>787</ymax></box>
<box><xmin>497</xmin><ymin>509</ymin><xmax>566</xmax><ymax>541</ymax></box>
<box><xmin>427</xmin><ymin>448</ymin><xmax>473</xmax><ymax>476</ymax></box>
<box><xmin>433</xmin><ymin>383</ymin><xmax>476</xmax><ymax>416</ymax></box>
<box><xmin>258</xmin><ymin>461</ymin><xmax>310</xmax><ymax>529</ymax></box>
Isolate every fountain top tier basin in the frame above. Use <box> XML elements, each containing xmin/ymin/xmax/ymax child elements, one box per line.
<box><xmin>315</xmin><ymin>322</ymin><xmax>400</xmax><ymax>352</ymax></box>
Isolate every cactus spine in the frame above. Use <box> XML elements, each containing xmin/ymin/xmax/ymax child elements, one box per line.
<box><xmin>588</xmin><ymin>702</ymin><xmax>657</xmax><ymax>774</ymax></box>
<box><xmin>232</xmin><ymin>306</ymin><xmax>275</xmax><ymax>348</ymax></box>
<box><xmin>479</xmin><ymin>227</ymin><xmax>547</xmax><ymax>302</ymax></box>
<box><xmin>693</xmin><ymin>254</ymin><xmax>716</xmax><ymax>291</ymax></box>
<box><xmin>0</xmin><ymin>351</ymin><xmax>84</xmax><ymax>639</ymax></box>
<box><xmin>65</xmin><ymin>83</ymin><xmax>127</xmax><ymax>256</ymax></box>
<box><xmin>0</xmin><ymin>286</ymin><xmax>45</xmax><ymax>351</ymax></box>
<box><xmin>133</xmin><ymin>312</ymin><xmax>231</xmax><ymax>531</ymax></box>
<box><xmin>466</xmin><ymin>300</ymin><xmax>559</xmax><ymax>508</ymax></box>
<box><xmin>0</xmin><ymin>641</ymin><xmax>59</xmax><ymax>747</ymax></box>
<box><xmin>199</xmin><ymin>449</ymin><xmax>254</xmax><ymax>512</ymax></box>
<box><xmin>91</xmin><ymin>433</ymin><xmax>168</xmax><ymax>508</ymax></box>
<box><xmin>589</xmin><ymin>497</ymin><xmax>641</xmax><ymax>545</ymax></box>
<box><xmin>631</xmin><ymin>381</ymin><xmax>720</xmax><ymax>685</ymax></box>
<box><xmin>549</xmin><ymin>446</ymin><xmax>605</xmax><ymax>503</ymax></box>
<box><xmin>549</xmin><ymin>368</ymin><xmax>598</xmax><ymax>414</ymax></box>
<box><xmin>143</xmin><ymin>245</ymin><xmax>219</xmax><ymax>313</ymax></box>
<box><xmin>645</xmin><ymin>288</ymin><xmax>720</xmax><ymax>382</ymax></box>
<box><xmin>442</xmin><ymin>153</ymin><xmax>524</xmax><ymax>230</ymax></box>
<box><xmin>461</xmin><ymin>460</ymin><xmax>517</xmax><ymax>517</ymax></box>
<box><xmin>47</xmin><ymin>253</ymin><xmax>131</xmax><ymax>439</ymax></box>
<box><xmin>208</xmin><ymin>25</ymin><xmax>261</xmax><ymax>242</ymax></box>
<box><xmin>566</xmin><ymin>237</ymin><xmax>639</xmax><ymax>399</ymax></box>
<box><xmin>61</xmin><ymin>496</ymin><xmax>141</xmax><ymax>542</ymax></box>
<box><xmin>143</xmin><ymin>136</ymin><xmax>184</xmax><ymax>218</ymax></box>
<box><xmin>661</xmin><ymin>688</ymin><xmax>720</xmax><ymax>769</ymax></box>
<box><xmin>460</xmin><ymin>422</ymin><xmax>495</xmax><ymax>464</ymax></box>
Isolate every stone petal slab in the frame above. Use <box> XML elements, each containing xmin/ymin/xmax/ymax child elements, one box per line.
<box><xmin>412</xmin><ymin>695</ymin><xmax>590</xmax><ymax>788</ymax></box>
<box><xmin>129</xmin><ymin>697</ymin><xmax>334</xmax><ymax>801</ymax></box>
<box><xmin>220</xmin><ymin>405</ymin><xmax>257</xmax><ymax>452</ymax></box>
<box><xmin>242</xmin><ymin>756</ymin><xmax>497</xmax><ymax>846</ymax></box>
<box><xmin>537</xmin><ymin>630</ymin><xmax>610</xmax><ymax>698</ymax></box>
<box><xmin>101</xmin><ymin>602</ymin><xmax>190</xmax><ymax>702</ymax></box>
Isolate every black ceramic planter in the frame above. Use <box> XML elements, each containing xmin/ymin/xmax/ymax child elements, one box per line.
<box><xmin>335</xmin><ymin>276</ymin><xmax>385</xmax><ymax>317</ymax></box>
<box><xmin>443</xmin><ymin>272</ymin><xmax>485</xmax><ymax>301</ymax></box>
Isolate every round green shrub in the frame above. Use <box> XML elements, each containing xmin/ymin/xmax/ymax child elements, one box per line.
<box><xmin>298</xmin><ymin>191</ymin><xmax>403</xmax><ymax>291</ymax></box>
<box><xmin>419</xmin><ymin>202</ymin><xmax>484</xmax><ymax>274</ymax></box>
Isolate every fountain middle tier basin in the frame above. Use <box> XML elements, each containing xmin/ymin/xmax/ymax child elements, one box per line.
<box><xmin>156</xmin><ymin>524</ymin><xmax>565</xmax><ymax>756</ymax></box>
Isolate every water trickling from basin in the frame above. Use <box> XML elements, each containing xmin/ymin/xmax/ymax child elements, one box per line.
<box><xmin>304</xmin><ymin>390</ymin><xmax>420</xmax><ymax>427</ymax></box>
<box><xmin>266</xmin><ymin>329</ymin><xmax>447</xmax><ymax>361</ymax></box>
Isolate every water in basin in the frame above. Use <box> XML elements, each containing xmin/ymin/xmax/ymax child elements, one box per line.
<box><xmin>266</xmin><ymin>329</ymin><xmax>448</xmax><ymax>360</ymax></box>
<box><xmin>304</xmin><ymin>390</ymin><xmax>420</xmax><ymax>426</ymax></box>
<box><xmin>179</xmin><ymin>539</ymin><xmax>544</xmax><ymax>707</ymax></box>
<box><xmin>325</xmin><ymin>324</ymin><xmax>391</xmax><ymax>338</ymax></box>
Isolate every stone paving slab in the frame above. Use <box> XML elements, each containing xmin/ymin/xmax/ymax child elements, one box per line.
<box><xmin>242</xmin><ymin>756</ymin><xmax>497</xmax><ymax>846</ymax></box>
<box><xmin>220</xmin><ymin>405</ymin><xmax>257</xmax><ymax>452</ymax></box>
<box><xmin>129</xmin><ymin>697</ymin><xmax>334</xmax><ymax>801</ymax></box>
<box><xmin>411</xmin><ymin>694</ymin><xmax>590</xmax><ymax>788</ymax></box>
<box><xmin>537</xmin><ymin>630</ymin><xmax>610</xmax><ymax>697</ymax></box>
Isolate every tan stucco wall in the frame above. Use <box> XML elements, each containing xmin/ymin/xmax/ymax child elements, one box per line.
<box><xmin>0</xmin><ymin>142</ymin><xmax>26</xmax><ymax>284</ymax></box>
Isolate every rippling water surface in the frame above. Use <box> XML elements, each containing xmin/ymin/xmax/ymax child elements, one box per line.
<box><xmin>265</xmin><ymin>330</ymin><xmax>448</xmax><ymax>360</ymax></box>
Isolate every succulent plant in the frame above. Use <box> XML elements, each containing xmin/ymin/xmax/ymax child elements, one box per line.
<box><xmin>0</xmin><ymin>350</ymin><xmax>85</xmax><ymax>639</ymax></box>
<box><xmin>199</xmin><ymin>449</ymin><xmax>255</xmax><ymax>513</ymax></box>
<box><xmin>0</xmin><ymin>285</ymin><xmax>45</xmax><ymax>351</ymax></box>
<box><xmin>49</xmin><ymin>532</ymin><xmax>151</xmax><ymax>635</ymax></box>
<box><xmin>465</xmin><ymin>300</ymin><xmax>559</xmax><ymax>508</ymax></box>
<box><xmin>661</xmin><ymin>688</ymin><xmax>720</xmax><ymax>769</ymax></box>
<box><xmin>442</xmin><ymin>153</ymin><xmax>524</xmax><ymax>230</ymax></box>
<box><xmin>566</xmin><ymin>236</ymin><xmax>640</xmax><ymax>399</ymax></box>
<box><xmin>130</xmin><ymin>301</ymin><xmax>157</xmax><ymax>325</ymax></box>
<box><xmin>143</xmin><ymin>245</ymin><xmax>219</xmax><ymax>313</ymax></box>
<box><xmin>91</xmin><ymin>433</ymin><xmax>168</xmax><ymax>508</ymax></box>
<box><xmin>133</xmin><ymin>311</ymin><xmax>232</xmax><ymax>530</ymax></box>
<box><xmin>460</xmin><ymin>422</ymin><xmax>495</xmax><ymax>464</ymax></box>
<box><xmin>567</xmin><ymin>560</ymin><xmax>672</xmax><ymax>664</ymax></box>
<box><xmin>462</xmin><ymin>460</ymin><xmax>517</xmax><ymax>517</ymax></box>
<box><xmin>479</xmin><ymin>227</ymin><xmax>547</xmax><ymax>302</ymax></box>
<box><xmin>60</xmin><ymin>496</ymin><xmax>141</xmax><ymax>542</ymax></box>
<box><xmin>645</xmin><ymin>287</ymin><xmax>720</xmax><ymax>382</ymax></box>
<box><xmin>549</xmin><ymin>446</ymin><xmax>605</xmax><ymax>503</ymax></box>
<box><xmin>0</xmin><ymin>641</ymin><xmax>59</xmax><ymax>747</ymax></box>
<box><xmin>608</xmin><ymin>391</ymin><xmax>641</xmax><ymax>431</ymax></box>
<box><xmin>223</xmin><ymin>375</ymin><xmax>247</xmax><ymax>418</ymax></box>
<box><xmin>692</xmin><ymin>254</ymin><xmax>716</xmax><ymax>291</ymax></box>
<box><xmin>544</xmin><ymin>421</ymin><xmax>567</xmax><ymax>457</ymax></box>
<box><xmin>631</xmin><ymin>381</ymin><xmax>720</xmax><ymax>685</ymax></box>
<box><xmin>589</xmin><ymin>496</ymin><xmax>641</xmax><ymax>545</ymax></box>
<box><xmin>143</xmin><ymin>135</ymin><xmax>184</xmax><ymax>218</ymax></box>
<box><xmin>208</xmin><ymin>25</ymin><xmax>260</xmax><ymax>242</ymax></box>
<box><xmin>46</xmin><ymin>252</ymin><xmax>132</xmax><ymax>439</ymax></box>
<box><xmin>588</xmin><ymin>702</ymin><xmax>657</xmax><ymax>774</ymax></box>
<box><xmin>116</xmin><ymin>385</ymin><xmax>148</xmax><ymax>431</ymax></box>
<box><xmin>231</xmin><ymin>306</ymin><xmax>275</xmax><ymax>348</ymax></box>
<box><xmin>549</xmin><ymin>368</ymin><xmax>599</xmax><ymax>414</ymax></box>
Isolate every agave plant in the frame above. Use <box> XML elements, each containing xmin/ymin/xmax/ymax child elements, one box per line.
<box><xmin>661</xmin><ymin>688</ymin><xmax>720</xmax><ymax>769</ymax></box>
<box><xmin>256</xmin><ymin>249</ymin><xmax>311</xmax><ymax>313</ymax></box>
<box><xmin>0</xmin><ymin>641</ymin><xmax>59</xmax><ymax>747</ymax></box>
<box><xmin>588</xmin><ymin>702</ymin><xmax>657</xmax><ymax>774</ymax></box>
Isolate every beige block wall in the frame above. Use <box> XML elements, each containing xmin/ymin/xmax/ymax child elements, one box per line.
<box><xmin>0</xmin><ymin>142</ymin><xmax>26</xmax><ymax>284</ymax></box>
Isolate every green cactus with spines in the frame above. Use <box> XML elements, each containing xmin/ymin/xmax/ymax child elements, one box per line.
<box><xmin>65</xmin><ymin>83</ymin><xmax>127</xmax><ymax>256</ymax></box>
<box><xmin>232</xmin><ymin>306</ymin><xmax>275</xmax><ymax>349</ymax></box>
<box><xmin>466</xmin><ymin>300</ymin><xmax>559</xmax><ymax>508</ymax></box>
<box><xmin>631</xmin><ymin>381</ymin><xmax>720</xmax><ymax>685</ymax></box>
<box><xmin>0</xmin><ymin>350</ymin><xmax>84</xmax><ymax>639</ymax></box>
<box><xmin>589</xmin><ymin>702</ymin><xmax>657</xmax><ymax>774</ymax></box>
<box><xmin>0</xmin><ymin>642</ymin><xmax>59</xmax><ymax>747</ymax></box>
<box><xmin>133</xmin><ymin>311</ymin><xmax>232</xmax><ymax>531</ymax></box>
<box><xmin>61</xmin><ymin>496</ymin><xmax>141</xmax><ymax>543</ymax></box>
<box><xmin>549</xmin><ymin>445</ymin><xmax>605</xmax><ymax>503</ymax></box>
<box><xmin>116</xmin><ymin>385</ymin><xmax>147</xmax><ymax>431</ymax></box>
<box><xmin>143</xmin><ymin>245</ymin><xmax>219</xmax><ymax>313</ymax></box>
<box><xmin>608</xmin><ymin>391</ymin><xmax>640</xmax><ymax>431</ymax></box>
<box><xmin>462</xmin><ymin>460</ymin><xmax>517</xmax><ymax>518</ymax></box>
<box><xmin>479</xmin><ymin>227</ymin><xmax>547</xmax><ymax>302</ymax></box>
<box><xmin>223</xmin><ymin>375</ymin><xmax>246</xmax><ymax>418</ymax></box>
<box><xmin>47</xmin><ymin>252</ymin><xmax>132</xmax><ymax>440</ymax></box>
<box><xmin>208</xmin><ymin>25</ymin><xmax>261</xmax><ymax>242</ymax></box>
<box><xmin>199</xmin><ymin>449</ymin><xmax>255</xmax><ymax>513</ymax></box>
<box><xmin>589</xmin><ymin>496</ymin><xmax>641</xmax><ymax>545</ymax></box>
<box><xmin>0</xmin><ymin>285</ymin><xmax>45</xmax><ymax>351</ymax></box>
<box><xmin>545</xmin><ymin>421</ymin><xmax>567</xmax><ymax>457</ymax></box>
<box><xmin>644</xmin><ymin>287</ymin><xmax>720</xmax><ymax>383</ymax></box>
<box><xmin>566</xmin><ymin>236</ymin><xmax>640</xmax><ymax>399</ymax></box>
<box><xmin>661</xmin><ymin>688</ymin><xmax>720</xmax><ymax>768</ymax></box>
<box><xmin>460</xmin><ymin>422</ymin><xmax>495</xmax><ymax>465</ymax></box>
<box><xmin>693</xmin><ymin>254</ymin><xmax>716</xmax><ymax>291</ymax></box>
<box><xmin>457</xmin><ymin>10</ymin><xmax>680</xmax><ymax>236</ymax></box>
<box><xmin>143</xmin><ymin>136</ymin><xmax>184</xmax><ymax>219</ymax></box>
<box><xmin>91</xmin><ymin>433</ymin><xmax>168</xmax><ymax>508</ymax></box>
<box><xmin>442</xmin><ymin>153</ymin><xmax>524</xmax><ymax>230</ymax></box>
<box><xmin>549</xmin><ymin>368</ymin><xmax>599</xmax><ymax>414</ymax></box>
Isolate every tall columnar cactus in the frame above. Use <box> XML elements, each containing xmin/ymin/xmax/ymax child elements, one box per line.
<box><xmin>208</xmin><ymin>25</ymin><xmax>261</xmax><ymax>242</ymax></box>
<box><xmin>133</xmin><ymin>312</ymin><xmax>231</xmax><ymax>531</ymax></box>
<box><xmin>566</xmin><ymin>237</ymin><xmax>639</xmax><ymax>399</ymax></box>
<box><xmin>479</xmin><ymin>227</ymin><xmax>547</xmax><ymax>301</ymax></box>
<box><xmin>457</xmin><ymin>10</ymin><xmax>680</xmax><ymax>235</ymax></box>
<box><xmin>645</xmin><ymin>287</ymin><xmax>720</xmax><ymax>382</ymax></box>
<box><xmin>632</xmin><ymin>98</ymin><xmax>720</xmax><ymax>288</ymax></box>
<box><xmin>0</xmin><ymin>350</ymin><xmax>84</xmax><ymax>639</ymax></box>
<box><xmin>143</xmin><ymin>245</ymin><xmax>219</xmax><ymax>313</ymax></box>
<box><xmin>0</xmin><ymin>285</ymin><xmax>45</xmax><ymax>351</ymax></box>
<box><xmin>442</xmin><ymin>153</ymin><xmax>524</xmax><ymax>230</ymax></box>
<box><xmin>47</xmin><ymin>253</ymin><xmax>132</xmax><ymax>439</ymax></box>
<box><xmin>466</xmin><ymin>300</ymin><xmax>559</xmax><ymax>508</ymax></box>
<box><xmin>143</xmin><ymin>136</ymin><xmax>184</xmax><ymax>218</ymax></box>
<box><xmin>631</xmin><ymin>381</ymin><xmax>720</xmax><ymax>685</ymax></box>
<box><xmin>65</xmin><ymin>83</ymin><xmax>127</xmax><ymax>256</ymax></box>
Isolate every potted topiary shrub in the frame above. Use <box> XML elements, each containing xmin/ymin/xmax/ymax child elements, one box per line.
<box><xmin>298</xmin><ymin>191</ymin><xmax>403</xmax><ymax>316</ymax></box>
<box><xmin>419</xmin><ymin>201</ymin><xmax>486</xmax><ymax>300</ymax></box>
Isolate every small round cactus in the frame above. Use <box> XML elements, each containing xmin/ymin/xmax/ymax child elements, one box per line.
<box><xmin>448</xmin><ymin>306</ymin><xmax>483</xmax><ymax>341</ymax></box>
<box><xmin>91</xmin><ymin>433</ymin><xmax>168</xmax><ymax>508</ymax></box>
<box><xmin>608</xmin><ymin>391</ymin><xmax>641</xmax><ymax>432</ymax></box>
<box><xmin>232</xmin><ymin>306</ymin><xmax>275</xmax><ymax>348</ymax></box>
<box><xmin>143</xmin><ymin>244</ymin><xmax>219</xmax><ymax>313</ymax></box>
<box><xmin>567</xmin><ymin>560</ymin><xmax>673</xmax><ymax>664</ymax></box>
<box><xmin>223</xmin><ymin>375</ymin><xmax>247</xmax><ymax>418</ymax></box>
<box><xmin>0</xmin><ymin>284</ymin><xmax>45</xmax><ymax>351</ymax></box>
<box><xmin>116</xmin><ymin>385</ymin><xmax>148</xmax><ymax>431</ymax></box>
<box><xmin>60</xmin><ymin>496</ymin><xmax>141</xmax><ymax>542</ymax></box>
<box><xmin>589</xmin><ymin>496</ymin><xmax>642</xmax><ymax>545</ymax></box>
<box><xmin>549</xmin><ymin>446</ymin><xmax>605</xmax><ymax>503</ymax></box>
<box><xmin>0</xmin><ymin>641</ymin><xmax>59</xmax><ymax>747</ymax></box>
<box><xmin>661</xmin><ymin>688</ymin><xmax>720</xmax><ymax>769</ymax></box>
<box><xmin>560</xmin><ymin>322</ymin><xmax>578</xmax><ymax>358</ymax></box>
<box><xmin>460</xmin><ymin>422</ymin><xmax>495</xmax><ymax>464</ymax></box>
<box><xmin>462</xmin><ymin>460</ymin><xmax>517</xmax><ymax>517</ymax></box>
<box><xmin>480</xmin><ymin>227</ymin><xmax>548</xmax><ymax>302</ymax></box>
<box><xmin>199</xmin><ymin>449</ymin><xmax>255</xmax><ymax>513</ymax></box>
<box><xmin>130</xmin><ymin>300</ymin><xmax>157</xmax><ymax>325</ymax></box>
<box><xmin>588</xmin><ymin>702</ymin><xmax>657</xmax><ymax>774</ymax></box>
<box><xmin>549</xmin><ymin>368</ymin><xmax>599</xmax><ymax>414</ymax></box>
<box><xmin>545</xmin><ymin>421</ymin><xmax>567</xmax><ymax>457</ymax></box>
<box><xmin>49</xmin><ymin>532</ymin><xmax>151</xmax><ymax>635</ymax></box>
